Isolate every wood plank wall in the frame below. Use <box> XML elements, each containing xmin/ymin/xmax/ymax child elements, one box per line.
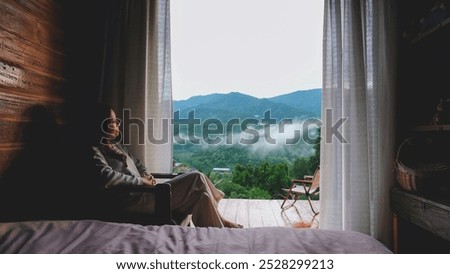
<box><xmin>0</xmin><ymin>0</ymin><xmax>66</xmax><ymax>176</ymax></box>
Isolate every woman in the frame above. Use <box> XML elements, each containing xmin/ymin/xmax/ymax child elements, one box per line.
<box><xmin>90</xmin><ymin>103</ymin><xmax>242</xmax><ymax>228</ymax></box>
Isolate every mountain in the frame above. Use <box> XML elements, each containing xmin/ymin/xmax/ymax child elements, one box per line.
<box><xmin>173</xmin><ymin>89</ymin><xmax>321</xmax><ymax>122</ymax></box>
<box><xmin>268</xmin><ymin>88</ymin><xmax>321</xmax><ymax>118</ymax></box>
<box><xmin>173</xmin><ymin>89</ymin><xmax>322</xmax><ymax>173</ymax></box>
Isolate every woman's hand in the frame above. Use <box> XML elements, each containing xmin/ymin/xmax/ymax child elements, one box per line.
<box><xmin>142</xmin><ymin>175</ymin><xmax>156</xmax><ymax>186</ymax></box>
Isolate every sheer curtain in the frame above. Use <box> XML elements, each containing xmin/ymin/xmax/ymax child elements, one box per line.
<box><xmin>100</xmin><ymin>0</ymin><xmax>173</xmax><ymax>173</ymax></box>
<box><xmin>321</xmin><ymin>0</ymin><xmax>397</xmax><ymax>246</ymax></box>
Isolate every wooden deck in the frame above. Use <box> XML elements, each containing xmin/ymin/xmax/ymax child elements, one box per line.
<box><xmin>218</xmin><ymin>199</ymin><xmax>320</xmax><ymax>229</ymax></box>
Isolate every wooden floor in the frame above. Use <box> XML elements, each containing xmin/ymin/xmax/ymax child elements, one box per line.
<box><xmin>218</xmin><ymin>199</ymin><xmax>320</xmax><ymax>229</ymax></box>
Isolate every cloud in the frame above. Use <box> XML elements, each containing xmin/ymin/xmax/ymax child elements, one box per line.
<box><xmin>175</xmin><ymin>119</ymin><xmax>319</xmax><ymax>160</ymax></box>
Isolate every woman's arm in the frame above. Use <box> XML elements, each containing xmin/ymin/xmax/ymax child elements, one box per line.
<box><xmin>92</xmin><ymin>147</ymin><xmax>144</xmax><ymax>188</ymax></box>
<box><xmin>120</xmin><ymin>144</ymin><xmax>151</xmax><ymax>177</ymax></box>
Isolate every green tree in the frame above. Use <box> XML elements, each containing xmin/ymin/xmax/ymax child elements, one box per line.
<box><xmin>292</xmin><ymin>129</ymin><xmax>320</xmax><ymax>179</ymax></box>
<box><xmin>231</xmin><ymin>161</ymin><xmax>290</xmax><ymax>198</ymax></box>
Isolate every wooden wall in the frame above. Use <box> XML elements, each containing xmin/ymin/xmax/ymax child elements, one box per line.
<box><xmin>0</xmin><ymin>0</ymin><xmax>110</xmax><ymax>220</ymax></box>
<box><xmin>0</xmin><ymin>0</ymin><xmax>108</xmax><ymax>179</ymax></box>
<box><xmin>0</xmin><ymin>0</ymin><xmax>66</xmax><ymax>176</ymax></box>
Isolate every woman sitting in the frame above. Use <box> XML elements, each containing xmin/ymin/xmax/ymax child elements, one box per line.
<box><xmin>89</xmin><ymin>103</ymin><xmax>242</xmax><ymax>228</ymax></box>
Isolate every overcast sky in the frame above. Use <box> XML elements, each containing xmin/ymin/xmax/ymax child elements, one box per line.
<box><xmin>170</xmin><ymin>0</ymin><xmax>324</xmax><ymax>100</ymax></box>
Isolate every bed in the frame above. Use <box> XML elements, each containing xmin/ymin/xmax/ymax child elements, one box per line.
<box><xmin>0</xmin><ymin>220</ymin><xmax>391</xmax><ymax>254</ymax></box>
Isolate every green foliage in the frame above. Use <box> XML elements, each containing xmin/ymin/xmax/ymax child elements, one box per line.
<box><xmin>215</xmin><ymin>180</ymin><xmax>271</xmax><ymax>199</ymax></box>
<box><xmin>246</xmin><ymin>187</ymin><xmax>272</xmax><ymax>199</ymax></box>
<box><xmin>174</xmin><ymin>141</ymin><xmax>321</xmax><ymax>199</ymax></box>
<box><xmin>216</xmin><ymin>181</ymin><xmax>246</xmax><ymax>198</ymax></box>
<box><xmin>173</xmin><ymin>123</ymin><xmax>322</xmax><ymax>200</ymax></box>
<box><xmin>232</xmin><ymin>161</ymin><xmax>290</xmax><ymax>198</ymax></box>
<box><xmin>174</xmin><ymin>144</ymin><xmax>261</xmax><ymax>174</ymax></box>
<box><xmin>292</xmin><ymin>130</ymin><xmax>320</xmax><ymax>179</ymax></box>
<box><xmin>208</xmin><ymin>166</ymin><xmax>280</xmax><ymax>199</ymax></box>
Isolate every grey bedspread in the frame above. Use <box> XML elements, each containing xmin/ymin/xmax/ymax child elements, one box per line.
<box><xmin>0</xmin><ymin>220</ymin><xmax>392</xmax><ymax>254</ymax></box>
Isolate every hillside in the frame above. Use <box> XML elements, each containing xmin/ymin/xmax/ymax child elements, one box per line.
<box><xmin>267</xmin><ymin>88</ymin><xmax>321</xmax><ymax>118</ymax></box>
<box><xmin>173</xmin><ymin>89</ymin><xmax>321</xmax><ymax>122</ymax></box>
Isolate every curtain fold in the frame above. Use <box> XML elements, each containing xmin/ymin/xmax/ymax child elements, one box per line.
<box><xmin>321</xmin><ymin>0</ymin><xmax>397</xmax><ymax>247</ymax></box>
<box><xmin>100</xmin><ymin>0</ymin><xmax>173</xmax><ymax>173</ymax></box>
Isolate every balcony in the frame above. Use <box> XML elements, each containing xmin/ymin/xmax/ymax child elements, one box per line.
<box><xmin>218</xmin><ymin>199</ymin><xmax>319</xmax><ymax>228</ymax></box>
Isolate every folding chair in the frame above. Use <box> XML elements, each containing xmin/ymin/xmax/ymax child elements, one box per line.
<box><xmin>281</xmin><ymin>167</ymin><xmax>320</xmax><ymax>215</ymax></box>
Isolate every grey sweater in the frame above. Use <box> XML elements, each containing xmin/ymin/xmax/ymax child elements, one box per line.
<box><xmin>92</xmin><ymin>144</ymin><xmax>151</xmax><ymax>188</ymax></box>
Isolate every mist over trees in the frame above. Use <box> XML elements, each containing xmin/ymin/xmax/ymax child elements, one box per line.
<box><xmin>172</xmin><ymin>89</ymin><xmax>322</xmax><ymax>199</ymax></box>
<box><xmin>174</xmin><ymin>131</ymin><xmax>320</xmax><ymax>199</ymax></box>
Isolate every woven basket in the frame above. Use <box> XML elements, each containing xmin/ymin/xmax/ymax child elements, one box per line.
<box><xmin>395</xmin><ymin>138</ymin><xmax>450</xmax><ymax>193</ymax></box>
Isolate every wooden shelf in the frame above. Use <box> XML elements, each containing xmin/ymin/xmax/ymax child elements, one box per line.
<box><xmin>391</xmin><ymin>187</ymin><xmax>450</xmax><ymax>253</ymax></box>
<box><xmin>391</xmin><ymin>187</ymin><xmax>450</xmax><ymax>241</ymax></box>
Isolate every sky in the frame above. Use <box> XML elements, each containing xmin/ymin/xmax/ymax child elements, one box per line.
<box><xmin>170</xmin><ymin>0</ymin><xmax>324</xmax><ymax>100</ymax></box>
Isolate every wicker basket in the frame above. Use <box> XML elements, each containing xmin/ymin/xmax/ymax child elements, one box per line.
<box><xmin>395</xmin><ymin>137</ymin><xmax>450</xmax><ymax>193</ymax></box>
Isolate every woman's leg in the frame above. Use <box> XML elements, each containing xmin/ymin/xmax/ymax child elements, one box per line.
<box><xmin>168</xmin><ymin>171</ymin><xmax>241</xmax><ymax>228</ymax></box>
<box><xmin>202</xmin><ymin>172</ymin><xmax>225</xmax><ymax>202</ymax></box>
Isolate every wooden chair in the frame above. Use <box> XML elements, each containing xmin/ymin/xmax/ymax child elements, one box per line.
<box><xmin>281</xmin><ymin>167</ymin><xmax>320</xmax><ymax>215</ymax></box>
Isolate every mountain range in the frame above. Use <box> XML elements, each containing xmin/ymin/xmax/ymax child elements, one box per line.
<box><xmin>173</xmin><ymin>88</ymin><xmax>321</xmax><ymax>122</ymax></box>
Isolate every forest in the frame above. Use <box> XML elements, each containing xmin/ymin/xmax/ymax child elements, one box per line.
<box><xmin>172</xmin><ymin>89</ymin><xmax>322</xmax><ymax>199</ymax></box>
<box><xmin>173</xmin><ymin>134</ymin><xmax>320</xmax><ymax>199</ymax></box>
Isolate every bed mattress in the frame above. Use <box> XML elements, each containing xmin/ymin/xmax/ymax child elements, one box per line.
<box><xmin>0</xmin><ymin>220</ymin><xmax>392</xmax><ymax>254</ymax></box>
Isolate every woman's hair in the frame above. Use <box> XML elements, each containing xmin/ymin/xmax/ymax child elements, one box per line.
<box><xmin>92</xmin><ymin>102</ymin><xmax>115</xmax><ymax>144</ymax></box>
<box><xmin>90</xmin><ymin>102</ymin><xmax>128</xmax><ymax>167</ymax></box>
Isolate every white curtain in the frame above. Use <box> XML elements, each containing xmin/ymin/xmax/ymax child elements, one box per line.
<box><xmin>321</xmin><ymin>0</ymin><xmax>397</xmax><ymax>247</ymax></box>
<box><xmin>100</xmin><ymin>0</ymin><xmax>173</xmax><ymax>173</ymax></box>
